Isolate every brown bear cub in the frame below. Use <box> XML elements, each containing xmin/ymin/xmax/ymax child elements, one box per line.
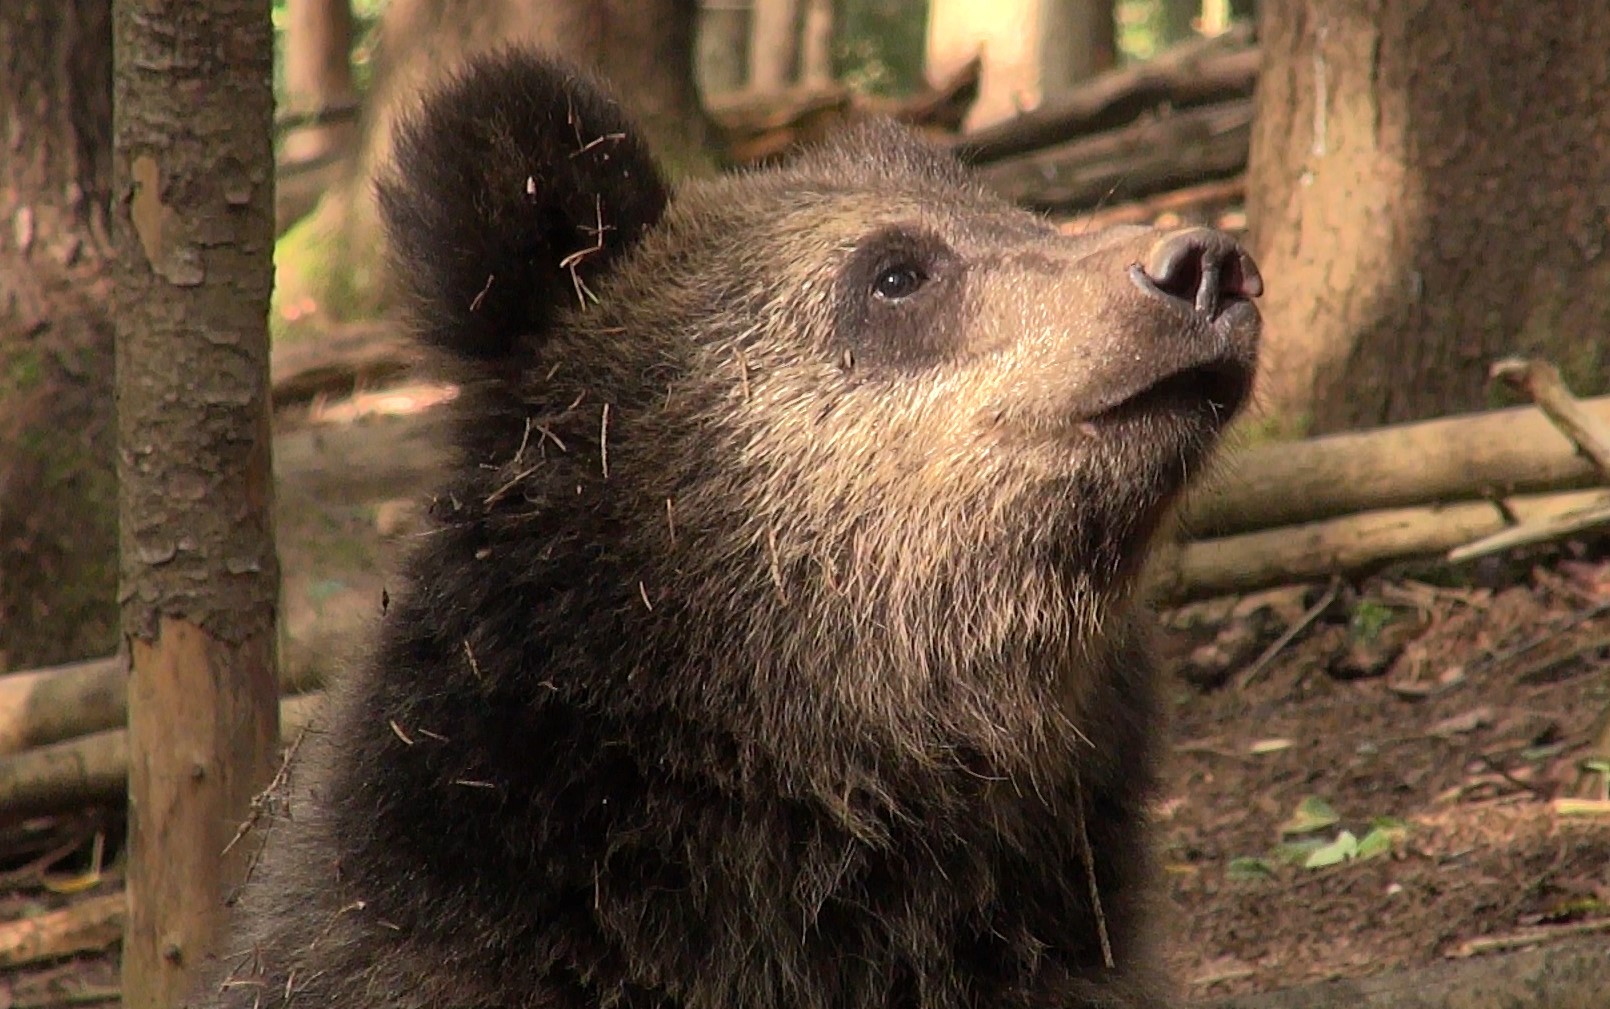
<box><xmin>196</xmin><ymin>49</ymin><xmax>1260</xmax><ymax>1009</ymax></box>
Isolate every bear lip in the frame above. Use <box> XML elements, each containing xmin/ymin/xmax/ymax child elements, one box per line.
<box><xmin>1085</xmin><ymin>352</ymin><xmax>1256</xmax><ymax>429</ymax></box>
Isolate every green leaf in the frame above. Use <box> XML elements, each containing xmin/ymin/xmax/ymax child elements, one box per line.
<box><xmin>1304</xmin><ymin>830</ymin><xmax>1359</xmax><ymax>869</ymax></box>
<box><xmin>1356</xmin><ymin>825</ymin><xmax>1403</xmax><ymax>861</ymax></box>
<box><xmin>1227</xmin><ymin>857</ymin><xmax>1275</xmax><ymax>880</ymax></box>
<box><xmin>1279</xmin><ymin>796</ymin><xmax>1341</xmax><ymax>836</ymax></box>
<box><xmin>1350</xmin><ymin>601</ymin><xmax>1393</xmax><ymax>641</ymax></box>
<box><xmin>1272</xmin><ymin>839</ymin><xmax>1326</xmax><ymax>865</ymax></box>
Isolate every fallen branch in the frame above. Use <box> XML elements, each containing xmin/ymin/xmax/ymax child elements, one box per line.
<box><xmin>270</xmin><ymin>321</ymin><xmax>423</xmax><ymax>407</ymax></box>
<box><xmin>273</xmin><ymin>408</ymin><xmax>449</xmax><ymax>507</ymax></box>
<box><xmin>1198</xmin><ymin>932</ymin><xmax>1608</xmax><ymax>1009</ymax></box>
<box><xmin>1448</xmin><ymin>360</ymin><xmax>1610</xmax><ymax>560</ymax></box>
<box><xmin>1181</xmin><ymin>395</ymin><xmax>1610</xmax><ymax>539</ymax></box>
<box><xmin>710</xmin><ymin>56</ymin><xmax>981</xmax><ymax>165</ymax></box>
<box><xmin>1490</xmin><ymin>358</ymin><xmax>1610</xmax><ymax>477</ymax></box>
<box><xmin>978</xmin><ymin>99</ymin><xmax>1252</xmax><ymax>212</ymax></box>
<box><xmin>0</xmin><ymin>657</ymin><xmax>122</xmax><ymax>756</ymax></box>
<box><xmin>0</xmin><ymin>891</ymin><xmax>126</xmax><ymax>969</ymax></box>
<box><xmin>0</xmin><ymin>694</ymin><xmax>324</xmax><ymax>822</ymax></box>
<box><xmin>1058</xmin><ymin>177</ymin><xmax>1246</xmax><ymax>234</ymax></box>
<box><xmin>0</xmin><ymin>644</ymin><xmax>325</xmax><ymax>758</ymax></box>
<box><xmin>1155</xmin><ymin>489</ymin><xmax>1608</xmax><ymax>605</ymax></box>
<box><xmin>954</xmin><ymin>25</ymin><xmax>1257</xmax><ymax>165</ymax></box>
<box><xmin>1447</xmin><ymin>494</ymin><xmax>1610</xmax><ymax>563</ymax></box>
<box><xmin>1447</xmin><ymin>918</ymin><xmax>1610</xmax><ymax>959</ymax></box>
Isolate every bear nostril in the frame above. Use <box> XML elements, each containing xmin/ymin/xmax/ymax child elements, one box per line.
<box><xmin>1136</xmin><ymin>229</ymin><xmax>1263</xmax><ymax>319</ymax></box>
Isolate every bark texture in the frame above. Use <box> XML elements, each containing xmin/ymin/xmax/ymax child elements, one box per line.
<box><xmin>0</xmin><ymin>1</ymin><xmax>118</xmax><ymax>671</ymax></box>
<box><xmin>1246</xmin><ymin>1</ymin><xmax>1610</xmax><ymax>433</ymax></box>
<box><xmin>113</xmin><ymin>1</ymin><xmax>281</xmax><ymax>1006</ymax></box>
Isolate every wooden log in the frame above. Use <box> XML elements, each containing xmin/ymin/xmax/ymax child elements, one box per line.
<box><xmin>978</xmin><ymin>100</ymin><xmax>1253</xmax><ymax>212</ymax></box>
<box><xmin>0</xmin><ymin>656</ymin><xmax>123</xmax><ymax>756</ymax></box>
<box><xmin>1180</xmin><ymin>395</ymin><xmax>1610</xmax><ymax>539</ymax></box>
<box><xmin>0</xmin><ymin>634</ymin><xmax>326</xmax><ymax>758</ymax></box>
<box><xmin>1155</xmin><ymin>489</ymin><xmax>1607</xmax><ymax>604</ymax></box>
<box><xmin>0</xmin><ymin>891</ymin><xmax>126</xmax><ymax>969</ymax></box>
<box><xmin>1489</xmin><ymin>358</ymin><xmax>1610</xmax><ymax>477</ymax></box>
<box><xmin>270</xmin><ymin>321</ymin><xmax>423</xmax><ymax>407</ymax></box>
<box><xmin>1199</xmin><ymin>932</ymin><xmax>1608</xmax><ymax>1009</ymax></box>
<box><xmin>952</xmin><ymin>25</ymin><xmax>1257</xmax><ymax>165</ymax></box>
<box><xmin>1058</xmin><ymin>177</ymin><xmax>1246</xmax><ymax>233</ymax></box>
<box><xmin>0</xmin><ymin>693</ymin><xmax>324</xmax><ymax>822</ymax></box>
<box><xmin>273</xmin><ymin>408</ymin><xmax>449</xmax><ymax>507</ymax></box>
<box><xmin>708</xmin><ymin>56</ymin><xmax>981</xmax><ymax>165</ymax></box>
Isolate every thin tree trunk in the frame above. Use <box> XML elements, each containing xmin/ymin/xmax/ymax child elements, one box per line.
<box><xmin>799</xmin><ymin>0</ymin><xmax>835</xmax><ymax>87</ymax></box>
<box><xmin>698</xmin><ymin>0</ymin><xmax>752</xmax><ymax>96</ymax></box>
<box><xmin>113</xmin><ymin>1</ymin><xmax>280</xmax><ymax>1005</ymax></box>
<box><xmin>1246</xmin><ymin>1</ymin><xmax>1610</xmax><ymax>433</ymax></box>
<box><xmin>1039</xmin><ymin>0</ymin><xmax>1118</xmax><ymax>97</ymax></box>
<box><xmin>1156</xmin><ymin>0</ymin><xmax>1200</xmax><ymax>46</ymax></box>
<box><xmin>749</xmin><ymin>0</ymin><xmax>800</xmax><ymax>92</ymax></box>
<box><xmin>929</xmin><ymin>0</ymin><xmax>1116</xmax><ymax>130</ymax></box>
<box><xmin>0</xmin><ymin>2</ymin><xmax>117</xmax><ymax>672</ymax></box>
<box><xmin>281</xmin><ymin>0</ymin><xmax>358</xmax><ymax>166</ymax></box>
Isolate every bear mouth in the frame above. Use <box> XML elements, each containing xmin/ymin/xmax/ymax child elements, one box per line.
<box><xmin>1086</xmin><ymin>354</ymin><xmax>1254</xmax><ymax>430</ymax></box>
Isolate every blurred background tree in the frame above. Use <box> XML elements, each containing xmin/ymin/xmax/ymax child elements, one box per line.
<box><xmin>0</xmin><ymin>2</ymin><xmax>117</xmax><ymax>671</ymax></box>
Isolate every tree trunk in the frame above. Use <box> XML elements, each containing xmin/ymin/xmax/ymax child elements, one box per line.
<box><xmin>280</xmin><ymin>0</ymin><xmax>358</xmax><ymax>166</ymax></box>
<box><xmin>799</xmin><ymin>0</ymin><xmax>835</xmax><ymax>87</ymax></box>
<box><xmin>1039</xmin><ymin>0</ymin><xmax>1117</xmax><ymax>97</ymax></box>
<box><xmin>276</xmin><ymin>0</ymin><xmax>360</xmax><ymax>235</ymax></box>
<box><xmin>749</xmin><ymin>0</ymin><xmax>800</xmax><ymax>92</ymax></box>
<box><xmin>927</xmin><ymin>0</ymin><xmax>1115</xmax><ymax>130</ymax></box>
<box><xmin>1245</xmin><ymin>1</ymin><xmax>1610</xmax><ymax>434</ymax></box>
<box><xmin>275</xmin><ymin>0</ymin><xmax>712</xmax><ymax>327</ymax></box>
<box><xmin>1156</xmin><ymin>0</ymin><xmax>1200</xmax><ymax>46</ymax></box>
<box><xmin>0</xmin><ymin>2</ymin><xmax>118</xmax><ymax>672</ymax></box>
<box><xmin>113</xmin><ymin>1</ymin><xmax>280</xmax><ymax>1006</ymax></box>
<box><xmin>698</xmin><ymin>0</ymin><xmax>751</xmax><ymax>96</ymax></box>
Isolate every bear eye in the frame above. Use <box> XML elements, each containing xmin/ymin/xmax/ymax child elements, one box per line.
<box><xmin>872</xmin><ymin>263</ymin><xmax>928</xmax><ymax>301</ymax></box>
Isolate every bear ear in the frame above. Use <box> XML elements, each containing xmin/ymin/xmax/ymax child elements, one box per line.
<box><xmin>377</xmin><ymin>48</ymin><xmax>670</xmax><ymax>365</ymax></box>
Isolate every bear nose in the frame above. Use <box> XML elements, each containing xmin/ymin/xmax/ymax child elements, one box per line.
<box><xmin>1135</xmin><ymin>228</ymin><xmax>1263</xmax><ymax>320</ymax></box>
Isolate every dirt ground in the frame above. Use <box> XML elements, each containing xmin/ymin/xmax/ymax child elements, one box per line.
<box><xmin>2</xmin><ymin>369</ymin><xmax>1606</xmax><ymax>1008</ymax></box>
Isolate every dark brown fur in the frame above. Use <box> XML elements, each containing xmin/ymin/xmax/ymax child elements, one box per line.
<box><xmin>191</xmin><ymin>50</ymin><xmax>1259</xmax><ymax>1009</ymax></box>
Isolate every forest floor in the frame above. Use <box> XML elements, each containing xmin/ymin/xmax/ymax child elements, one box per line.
<box><xmin>2</xmin><ymin>330</ymin><xmax>1607</xmax><ymax>1007</ymax></box>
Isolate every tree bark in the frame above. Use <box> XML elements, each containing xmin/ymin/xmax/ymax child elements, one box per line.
<box><xmin>113</xmin><ymin>2</ymin><xmax>280</xmax><ymax>1006</ymax></box>
<box><xmin>749</xmin><ymin>0</ymin><xmax>800</xmax><ymax>92</ymax></box>
<box><xmin>0</xmin><ymin>1</ymin><xmax>118</xmax><ymax>672</ymax></box>
<box><xmin>1245</xmin><ymin>1</ymin><xmax>1610</xmax><ymax>434</ymax></box>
